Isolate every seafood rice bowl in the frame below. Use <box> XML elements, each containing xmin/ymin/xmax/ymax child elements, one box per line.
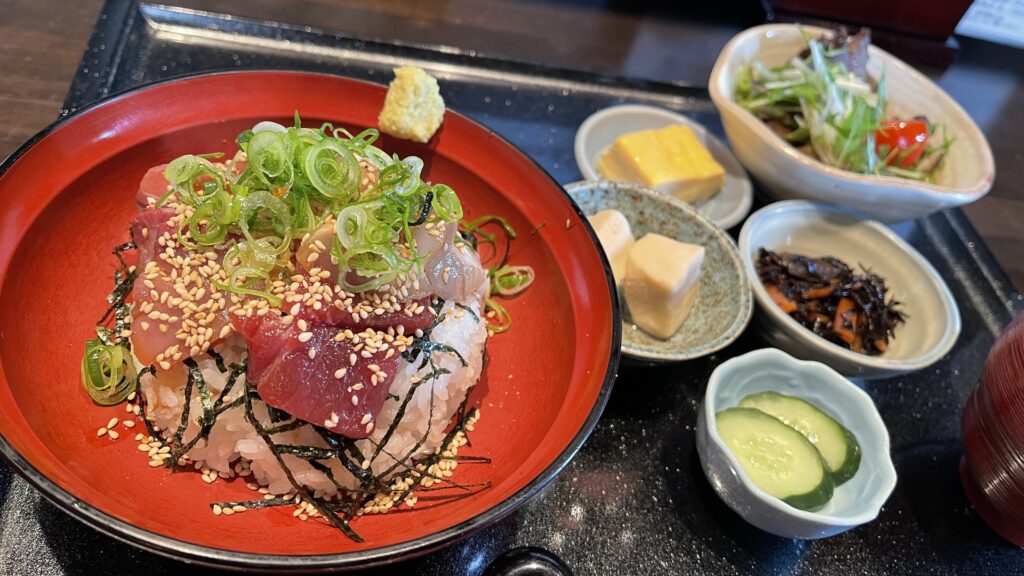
<box><xmin>80</xmin><ymin>115</ymin><xmax>533</xmax><ymax>540</ymax></box>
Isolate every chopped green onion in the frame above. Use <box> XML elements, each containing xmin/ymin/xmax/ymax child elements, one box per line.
<box><xmin>305</xmin><ymin>138</ymin><xmax>360</xmax><ymax>202</ymax></box>
<box><xmin>81</xmin><ymin>339</ymin><xmax>137</xmax><ymax>406</ymax></box>
<box><xmin>491</xmin><ymin>265</ymin><xmax>534</xmax><ymax>297</ymax></box>
<box><xmin>157</xmin><ymin>114</ymin><xmax>468</xmax><ymax>296</ymax></box>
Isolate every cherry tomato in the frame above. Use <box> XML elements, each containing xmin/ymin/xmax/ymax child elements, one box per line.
<box><xmin>875</xmin><ymin>119</ymin><xmax>929</xmax><ymax>168</ymax></box>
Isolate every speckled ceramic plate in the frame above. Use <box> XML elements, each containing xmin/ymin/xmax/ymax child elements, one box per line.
<box><xmin>567</xmin><ymin>180</ymin><xmax>752</xmax><ymax>363</ymax></box>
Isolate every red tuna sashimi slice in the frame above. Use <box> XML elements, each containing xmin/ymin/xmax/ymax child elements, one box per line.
<box><xmin>129</xmin><ymin>207</ymin><xmax>233</xmax><ymax>367</ymax></box>
<box><xmin>274</xmin><ymin>270</ymin><xmax>436</xmax><ymax>335</ymax></box>
<box><xmin>137</xmin><ymin>155</ymin><xmax>248</xmax><ymax>211</ymax></box>
<box><xmin>131</xmin><ymin>207</ymin><xmax>176</xmax><ymax>265</ymax></box>
<box><xmin>291</xmin><ymin>293</ymin><xmax>436</xmax><ymax>335</ymax></box>
<box><xmin>137</xmin><ymin>164</ymin><xmax>170</xmax><ymax>210</ymax></box>
<box><xmin>232</xmin><ymin>313</ymin><xmax>402</xmax><ymax>438</ymax></box>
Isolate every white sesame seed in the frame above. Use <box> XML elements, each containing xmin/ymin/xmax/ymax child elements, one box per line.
<box><xmin>213</xmin><ymin>505</ymin><xmax>223</xmax><ymax>516</ymax></box>
<box><xmin>307</xmin><ymin>348</ymin><xmax>317</xmax><ymax>360</ymax></box>
<box><xmin>334</xmin><ymin>368</ymin><xmax>346</xmax><ymax>379</ymax></box>
<box><xmin>96</xmin><ymin>427</ymin><xmax>107</xmax><ymax>437</ymax></box>
<box><xmin>360</xmin><ymin>413</ymin><xmax>372</xmax><ymax>425</ymax></box>
<box><xmin>365</xmin><ymin>421</ymin><xmax>374</xmax><ymax>433</ymax></box>
<box><xmin>297</xmin><ymin>332</ymin><xmax>313</xmax><ymax>343</ymax></box>
<box><xmin>351</xmin><ymin>395</ymin><xmax>359</xmax><ymax>406</ymax></box>
<box><xmin>123</xmin><ymin>420</ymin><xmax>136</xmax><ymax>428</ymax></box>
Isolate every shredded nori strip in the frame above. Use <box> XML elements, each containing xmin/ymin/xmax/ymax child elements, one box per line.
<box><xmin>263</xmin><ymin>419</ymin><xmax>309</xmax><ymax>435</ymax></box>
<box><xmin>267</xmin><ymin>405</ymin><xmax>293</xmax><ymax>424</ymax></box>
<box><xmin>406</xmin><ymin>339</ymin><xmax>468</xmax><ymax>367</ymax></box>
<box><xmin>377</xmin><ymin>370</ymin><xmax>440</xmax><ymax>479</ymax></box>
<box><xmin>131</xmin><ymin>291</ymin><xmax>485</xmax><ymax>542</ymax></box>
<box><xmin>207</xmin><ymin>348</ymin><xmax>228</xmax><ymax>373</ymax></box>
<box><xmin>133</xmin><ymin>366</ymin><xmax>162</xmax><ymax>440</ymax></box>
<box><xmin>210</xmin><ymin>497</ymin><xmax>295</xmax><ymax>511</ymax></box>
<box><xmin>458</xmin><ymin>229</ymin><xmax>479</xmax><ymax>250</ymax></box>
<box><xmin>408</xmin><ymin>190</ymin><xmax>434</xmax><ymax>226</ymax></box>
<box><xmin>242</xmin><ymin>382</ymin><xmax>365</xmax><ymax>542</ymax></box>
<box><xmin>170</xmin><ymin>365</ymin><xmax>197</xmax><ymax>450</ymax></box>
<box><xmin>95</xmin><ymin>237</ymin><xmax>139</xmax><ymax>347</ymax></box>
<box><xmin>455</xmin><ymin>303</ymin><xmax>480</xmax><ymax>323</ymax></box>
<box><xmin>275</xmin><ymin>445</ymin><xmax>337</xmax><ymax>460</ymax></box>
<box><xmin>392</xmin><ymin>405</ymin><xmax>482</xmax><ymax>505</ymax></box>
<box><xmin>402</xmin><ymin>298</ymin><xmax>448</xmax><ymax>364</ymax></box>
<box><xmin>172</xmin><ymin>359</ymin><xmax>247</xmax><ymax>460</ymax></box>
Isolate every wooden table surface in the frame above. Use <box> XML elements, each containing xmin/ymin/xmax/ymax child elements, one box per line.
<box><xmin>2</xmin><ymin>0</ymin><xmax>1023</xmax><ymax>291</ymax></box>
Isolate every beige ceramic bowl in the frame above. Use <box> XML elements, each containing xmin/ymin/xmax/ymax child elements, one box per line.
<box><xmin>739</xmin><ymin>201</ymin><xmax>961</xmax><ymax>379</ymax></box>
<box><xmin>709</xmin><ymin>24</ymin><xmax>995</xmax><ymax>222</ymax></box>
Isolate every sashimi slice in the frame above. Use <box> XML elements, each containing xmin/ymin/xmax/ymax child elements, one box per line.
<box><xmin>129</xmin><ymin>206</ymin><xmax>234</xmax><ymax>367</ymax></box>
<box><xmin>137</xmin><ymin>164</ymin><xmax>171</xmax><ymax>210</ymax></box>
<box><xmin>232</xmin><ymin>313</ymin><xmax>408</xmax><ymax>438</ymax></box>
<box><xmin>407</xmin><ymin>221</ymin><xmax>488</xmax><ymax>303</ymax></box>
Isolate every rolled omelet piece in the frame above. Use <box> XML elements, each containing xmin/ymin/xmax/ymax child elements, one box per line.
<box><xmin>623</xmin><ymin>233</ymin><xmax>704</xmax><ymax>339</ymax></box>
<box><xmin>378</xmin><ymin>66</ymin><xmax>445</xmax><ymax>143</ymax></box>
<box><xmin>597</xmin><ymin>125</ymin><xmax>725</xmax><ymax>204</ymax></box>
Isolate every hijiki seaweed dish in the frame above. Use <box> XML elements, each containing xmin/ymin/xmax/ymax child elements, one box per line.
<box><xmin>80</xmin><ymin>115</ymin><xmax>533</xmax><ymax>541</ymax></box>
<box><xmin>756</xmin><ymin>248</ymin><xmax>904</xmax><ymax>356</ymax></box>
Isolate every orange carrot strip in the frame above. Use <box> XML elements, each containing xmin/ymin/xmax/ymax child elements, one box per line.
<box><xmin>765</xmin><ymin>282</ymin><xmax>797</xmax><ymax>314</ymax></box>
<box><xmin>804</xmin><ymin>281</ymin><xmax>836</xmax><ymax>300</ymax></box>
<box><xmin>833</xmin><ymin>298</ymin><xmax>857</xmax><ymax>344</ymax></box>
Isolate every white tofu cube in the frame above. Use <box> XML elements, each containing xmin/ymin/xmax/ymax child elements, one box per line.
<box><xmin>623</xmin><ymin>233</ymin><xmax>704</xmax><ymax>339</ymax></box>
<box><xmin>587</xmin><ymin>209</ymin><xmax>635</xmax><ymax>288</ymax></box>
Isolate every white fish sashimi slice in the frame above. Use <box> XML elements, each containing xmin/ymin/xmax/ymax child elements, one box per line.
<box><xmin>407</xmin><ymin>221</ymin><xmax>488</xmax><ymax>303</ymax></box>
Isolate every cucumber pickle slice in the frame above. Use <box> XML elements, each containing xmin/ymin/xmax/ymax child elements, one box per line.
<box><xmin>739</xmin><ymin>391</ymin><xmax>862</xmax><ymax>485</ymax></box>
<box><xmin>716</xmin><ymin>407</ymin><xmax>835</xmax><ymax>511</ymax></box>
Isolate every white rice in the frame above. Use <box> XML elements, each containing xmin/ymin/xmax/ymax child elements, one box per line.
<box><xmin>138</xmin><ymin>299</ymin><xmax>487</xmax><ymax>498</ymax></box>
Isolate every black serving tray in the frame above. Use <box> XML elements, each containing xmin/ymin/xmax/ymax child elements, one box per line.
<box><xmin>2</xmin><ymin>2</ymin><xmax>1023</xmax><ymax>574</ymax></box>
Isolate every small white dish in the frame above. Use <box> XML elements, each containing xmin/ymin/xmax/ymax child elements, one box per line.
<box><xmin>709</xmin><ymin>24</ymin><xmax>995</xmax><ymax>222</ymax></box>
<box><xmin>739</xmin><ymin>200</ymin><xmax>961</xmax><ymax>379</ymax></box>
<box><xmin>574</xmin><ymin>104</ymin><xmax>753</xmax><ymax>230</ymax></box>
<box><xmin>696</xmin><ymin>347</ymin><xmax>897</xmax><ymax>539</ymax></box>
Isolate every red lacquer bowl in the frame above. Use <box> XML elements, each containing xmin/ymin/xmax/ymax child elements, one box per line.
<box><xmin>0</xmin><ymin>72</ymin><xmax>619</xmax><ymax>570</ymax></box>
